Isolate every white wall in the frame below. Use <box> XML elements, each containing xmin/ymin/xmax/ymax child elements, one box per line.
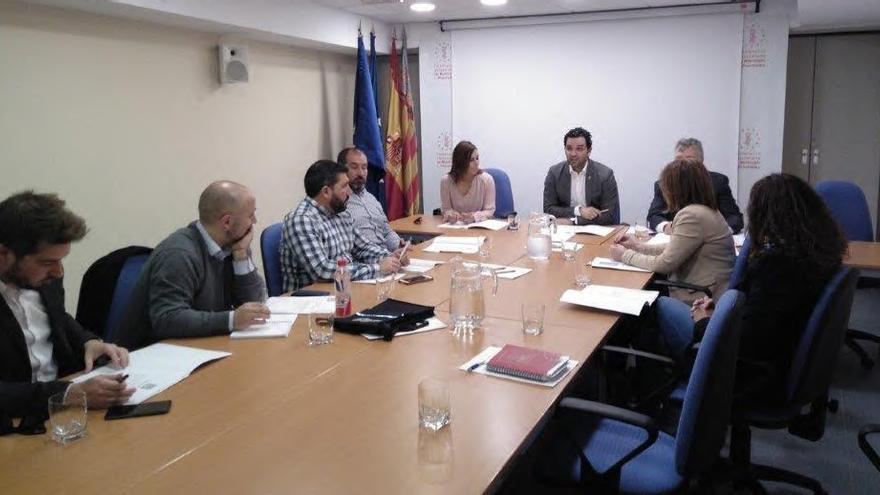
<box><xmin>0</xmin><ymin>0</ymin><xmax>357</xmax><ymax>310</ymax></box>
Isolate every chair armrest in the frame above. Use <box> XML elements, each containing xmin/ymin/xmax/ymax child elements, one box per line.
<box><xmin>601</xmin><ymin>345</ymin><xmax>676</xmax><ymax>366</ymax></box>
<box><xmin>652</xmin><ymin>279</ymin><xmax>712</xmax><ymax>297</ymax></box>
<box><xmin>859</xmin><ymin>424</ymin><xmax>880</xmax><ymax>472</ymax></box>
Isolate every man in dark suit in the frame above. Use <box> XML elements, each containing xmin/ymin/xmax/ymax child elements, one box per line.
<box><xmin>646</xmin><ymin>138</ymin><xmax>744</xmax><ymax>234</ymax></box>
<box><xmin>543</xmin><ymin>127</ymin><xmax>620</xmax><ymax>225</ymax></box>
<box><xmin>0</xmin><ymin>191</ymin><xmax>133</xmax><ymax>435</ymax></box>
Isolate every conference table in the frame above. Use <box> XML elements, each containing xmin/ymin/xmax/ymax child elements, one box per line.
<box><xmin>0</xmin><ymin>216</ymin><xmax>653</xmax><ymax>494</ymax></box>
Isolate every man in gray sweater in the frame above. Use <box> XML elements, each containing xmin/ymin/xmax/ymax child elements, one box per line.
<box><xmin>115</xmin><ymin>181</ymin><xmax>268</xmax><ymax>350</ymax></box>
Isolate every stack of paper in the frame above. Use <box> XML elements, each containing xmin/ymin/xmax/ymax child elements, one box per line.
<box><xmin>267</xmin><ymin>296</ymin><xmax>335</xmax><ymax>315</ymax></box>
<box><xmin>560</xmin><ymin>284</ymin><xmax>660</xmax><ymax>316</ymax></box>
<box><xmin>404</xmin><ymin>258</ymin><xmax>444</xmax><ymax>273</ymax></box>
<box><xmin>422</xmin><ymin>236</ymin><xmax>485</xmax><ymax>254</ymax></box>
<box><xmin>459</xmin><ymin>346</ymin><xmax>579</xmax><ymax>388</ymax></box>
<box><xmin>557</xmin><ymin>224</ymin><xmax>617</xmax><ymax>237</ymax></box>
<box><xmin>72</xmin><ymin>343</ymin><xmax>231</xmax><ymax>405</ymax></box>
<box><xmin>591</xmin><ymin>257</ymin><xmax>651</xmax><ymax>273</ymax></box>
<box><xmin>438</xmin><ymin>219</ymin><xmax>508</xmax><ymax>231</ymax></box>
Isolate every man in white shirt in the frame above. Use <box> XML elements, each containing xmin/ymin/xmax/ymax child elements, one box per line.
<box><xmin>338</xmin><ymin>146</ymin><xmax>402</xmax><ymax>251</ymax></box>
<box><xmin>543</xmin><ymin>127</ymin><xmax>620</xmax><ymax>225</ymax></box>
<box><xmin>0</xmin><ymin>191</ymin><xmax>133</xmax><ymax>435</ymax></box>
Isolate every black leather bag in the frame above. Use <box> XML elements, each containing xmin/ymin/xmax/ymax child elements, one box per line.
<box><xmin>334</xmin><ymin>298</ymin><xmax>435</xmax><ymax>341</ymax></box>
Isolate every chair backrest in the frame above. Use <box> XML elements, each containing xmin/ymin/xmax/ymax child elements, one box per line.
<box><xmin>728</xmin><ymin>236</ymin><xmax>751</xmax><ymax>289</ymax></box>
<box><xmin>483</xmin><ymin>168</ymin><xmax>515</xmax><ymax>218</ymax></box>
<box><xmin>75</xmin><ymin>245</ymin><xmax>152</xmax><ymax>340</ymax></box>
<box><xmin>104</xmin><ymin>254</ymin><xmax>150</xmax><ymax>342</ymax></box>
<box><xmin>786</xmin><ymin>266</ymin><xmax>859</xmax><ymax>404</ymax></box>
<box><xmin>261</xmin><ymin>223</ymin><xmax>284</xmax><ymax>297</ymax></box>
<box><xmin>674</xmin><ymin>289</ymin><xmax>745</xmax><ymax>475</ymax></box>
<box><xmin>815</xmin><ymin>180</ymin><xmax>874</xmax><ymax>242</ymax></box>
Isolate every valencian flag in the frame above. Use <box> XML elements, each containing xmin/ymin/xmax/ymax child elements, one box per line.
<box><xmin>384</xmin><ymin>29</ymin><xmax>421</xmax><ymax>220</ymax></box>
<box><xmin>353</xmin><ymin>27</ymin><xmax>385</xmax><ymax>200</ymax></box>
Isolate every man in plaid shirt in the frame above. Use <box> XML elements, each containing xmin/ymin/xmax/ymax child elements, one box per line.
<box><xmin>281</xmin><ymin>160</ymin><xmax>407</xmax><ymax>292</ymax></box>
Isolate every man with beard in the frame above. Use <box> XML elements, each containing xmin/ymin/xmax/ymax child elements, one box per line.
<box><xmin>115</xmin><ymin>181</ymin><xmax>268</xmax><ymax>350</ymax></box>
<box><xmin>338</xmin><ymin>147</ymin><xmax>402</xmax><ymax>251</ymax></box>
<box><xmin>281</xmin><ymin>160</ymin><xmax>407</xmax><ymax>292</ymax></box>
<box><xmin>543</xmin><ymin>127</ymin><xmax>619</xmax><ymax>225</ymax></box>
<box><xmin>1</xmin><ymin>191</ymin><xmax>134</xmax><ymax>434</ymax></box>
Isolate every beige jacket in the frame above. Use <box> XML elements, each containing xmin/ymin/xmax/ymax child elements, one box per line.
<box><xmin>623</xmin><ymin>204</ymin><xmax>735</xmax><ymax>304</ymax></box>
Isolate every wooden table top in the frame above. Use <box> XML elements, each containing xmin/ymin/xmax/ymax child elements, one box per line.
<box><xmin>0</xmin><ymin>216</ymin><xmax>642</xmax><ymax>494</ymax></box>
<box><xmin>846</xmin><ymin>240</ymin><xmax>880</xmax><ymax>270</ymax></box>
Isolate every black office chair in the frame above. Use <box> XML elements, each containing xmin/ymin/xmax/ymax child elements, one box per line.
<box><xmin>729</xmin><ymin>266</ymin><xmax>859</xmax><ymax>494</ymax></box>
<box><xmin>859</xmin><ymin>424</ymin><xmax>880</xmax><ymax>472</ymax></box>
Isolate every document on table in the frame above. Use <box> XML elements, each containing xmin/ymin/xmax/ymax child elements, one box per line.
<box><xmin>72</xmin><ymin>343</ymin><xmax>231</xmax><ymax>405</ymax></box>
<box><xmin>481</xmin><ymin>263</ymin><xmax>533</xmax><ymax>280</ymax></box>
<box><xmin>733</xmin><ymin>233</ymin><xmax>746</xmax><ymax>247</ymax></box>
<box><xmin>646</xmin><ymin>232</ymin><xmax>671</xmax><ymax>245</ymax></box>
<box><xmin>438</xmin><ymin>219</ymin><xmax>508</xmax><ymax>231</ymax></box>
<box><xmin>557</xmin><ymin>224</ymin><xmax>617</xmax><ymax>237</ymax></box>
<box><xmin>403</xmin><ymin>258</ymin><xmax>444</xmax><ymax>273</ymax></box>
<box><xmin>590</xmin><ymin>257</ymin><xmax>651</xmax><ymax>273</ymax></box>
<box><xmin>459</xmin><ymin>346</ymin><xmax>579</xmax><ymax>388</ymax></box>
<box><xmin>362</xmin><ymin>317</ymin><xmax>447</xmax><ymax>340</ymax></box>
<box><xmin>266</xmin><ymin>296</ymin><xmax>335</xmax><ymax>315</ymax></box>
<box><xmin>353</xmin><ymin>273</ymin><xmax>406</xmax><ymax>284</ymax></box>
<box><xmin>550</xmin><ymin>231</ymin><xmax>575</xmax><ymax>243</ymax></box>
<box><xmin>560</xmin><ymin>284</ymin><xmax>660</xmax><ymax>316</ymax></box>
<box><xmin>422</xmin><ymin>236</ymin><xmax>485</xmax><ymax>253</ymax></box>
<box><xmin>230</xmin><ymin>320</ymin><xmax>294</xmax><ymax>339</ymax></box>
<box><xmin>552</xmin><ymin>241</ymin><xmax>583</xmax><ymax>253</ymax></box>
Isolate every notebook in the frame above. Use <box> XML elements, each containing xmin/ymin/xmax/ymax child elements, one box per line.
<box><xmin>438</xmin><ymin>219</ymin><xmax>508</xmax><ymax>231</ymax></box>
<box><xmin>486</xmin><ymin>344</ymin><xmax>570</xmax><ymax>382</ymax></box>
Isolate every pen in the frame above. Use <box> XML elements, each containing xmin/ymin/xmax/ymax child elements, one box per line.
<box><xmin>398</xmin><ymin>239</ymin><xmax>411</xmax><ymax>261</ymax></box>
<box><xmin>118</xmin><ymin>374</ymin><xmax>129</xmax><ymax>382</ymax></box>
<box><xmin>467</xmin><ymin>361</ymin><xmax>486</xmax><ymax>372</ymax></box>
<box><xmin>495</xmin><ymin>269</ymin><xmax>516</xmax><ymax>275</ymax></box>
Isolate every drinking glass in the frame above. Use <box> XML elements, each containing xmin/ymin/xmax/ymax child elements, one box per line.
<box><xmin>48</xmin><ymin>389</ymin><xmax>88</xmax><ymax>444</ymax></box>
<box><xmin>633</xmin><ymin>221</ymin><xmax>650</xmax><ymax>241</ymax></box>
<box><xmin>478</xmin><ymin>236</ymin><xmax>492</xmax><ymax>260</ymax></box>
<box><xmin>308</xmin><ymin>307</ymin><xmax>334</xmax><ymax>345</ymax></box>
<box><xmin>507</xmin><ymin>213</ymin><xmax>519</xmax><ymax>231</ymax></box>
<box><xmin>376</xmin><ymin>275</ymin><xmax>395</xmax><ymax>303</ymax></box>
<box><xmin>575</xmin><ymin>261</ymin><xmax>593</xmax><ymax>289</ymax></box>
<box><xmin>418</xmin><ymin>378</ymin><xmax>451</xmax><ymax>431</ymax></box>
<box><xmin>521</xmin><ymin>302</ymin><xmax>546</xmax><ymax>336</ymax></box>
<box><xmin>561</xmin><ymin>241</ymin><xmax>577</xmax><ymax>261</ymax></box>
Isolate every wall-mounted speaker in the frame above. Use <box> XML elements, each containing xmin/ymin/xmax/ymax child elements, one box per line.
<box><xmin>218</xmin><ymin>44</ymin><xmax>249</xmax><ymax>84</ymax></box>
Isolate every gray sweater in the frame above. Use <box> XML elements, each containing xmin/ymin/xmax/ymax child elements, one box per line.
<box><xmin>115</xmin><ymin>222</ymin><xmax>265</xmax><ymax>350</ymax></box>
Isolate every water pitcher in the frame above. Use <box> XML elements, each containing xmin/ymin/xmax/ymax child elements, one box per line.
<box><xmin>449</xmin><ymin>256</ymin><xmax>498</xmax><ymax>334</ymax></box>
<box><xmin>526</xmin><ymin>212</ymin><xmax>557</xmax><ymax>260</ymax></box>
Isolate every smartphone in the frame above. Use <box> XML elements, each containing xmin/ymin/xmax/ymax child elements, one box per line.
<box><xmin>399</xmin><ymin>274</ymin><xmax>433</xmax><ymax>285</ymax></box>
<box><xmin>105</xmin><ymin>400</ymin><xmax>172</xmax><ymax>421</ymax></box>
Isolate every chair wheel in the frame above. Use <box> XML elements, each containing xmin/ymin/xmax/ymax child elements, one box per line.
<box><xmin>827</xmin><ymin>400</ymin><xmax>839</xmax><ymax>413</ymax></box>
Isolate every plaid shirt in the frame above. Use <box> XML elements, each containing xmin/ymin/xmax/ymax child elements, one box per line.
<box><xmin>280</xmin><ymin>197</ymin><xmax>390</xmax><ymax>291</ymax></box>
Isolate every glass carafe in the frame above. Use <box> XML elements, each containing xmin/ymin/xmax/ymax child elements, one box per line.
<box><xmin>449</xmin><ymin>256</ymin><xmax>498</xmax><ymax>334</ymax></box>
<box><xmin>526</xmin><ymin>212</ymin><xmax>557</xmax><ymax>260</ymax></box>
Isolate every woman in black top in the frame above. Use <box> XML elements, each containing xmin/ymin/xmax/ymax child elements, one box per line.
<box><xmin>655</xmin><ymin>173</ymin><xmax>847</xmax><ymax>402</ymax></box>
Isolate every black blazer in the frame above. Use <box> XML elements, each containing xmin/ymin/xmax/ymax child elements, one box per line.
<box><xmin>646</xmin><ymin>171</ymin><xmax>744</xmax><ymax>233</ymax></box>
<box><xmin>1</xmin><ymin>278</ymin><xmax>97</xmax><ymax>434</ymax></box>
<box><xmin>543</xmin><ymin>159</ymin><xmax>620</xmax><ymax>225</ymax></box>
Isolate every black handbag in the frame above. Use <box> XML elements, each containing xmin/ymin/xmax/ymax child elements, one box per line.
<box><xmin>334</xmin><ymin>298</ymin><xmax>435</xmax><ymax>341</ymax></box>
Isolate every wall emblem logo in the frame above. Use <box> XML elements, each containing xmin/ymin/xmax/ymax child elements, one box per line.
<box><xmin>742</xmin><ymin>21</ymin><xmax>767</xmax><ymax>68</ymax></box>
<box><xmin>738</xmin><ymin>128</ymin><xmax>761</xmax><ymax>169</ymax></box>
<box><xmin>436</xmin><ymin>131</ymin><xmax>453</xmax><ymax>168</ymax></box>
<box><xmin>433</xmin><ymin>41</ymin><xmax>452</xmax><ymax>80</ymax></box>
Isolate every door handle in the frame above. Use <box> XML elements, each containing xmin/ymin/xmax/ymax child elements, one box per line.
<box><xmin>801</xmin><ymin>148</ymin><xmax>809</xmax><ymax>165</ymax></box>
<box><xmin>812</xmin><ymin>149</ymin><xmax>820</xmax><ymax>166</ymax></box>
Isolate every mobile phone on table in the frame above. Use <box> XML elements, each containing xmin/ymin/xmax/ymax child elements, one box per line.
<box><xmin>399</xmin><ymin>274</ymin><xmax>433</xmax><ymax>285</ymax></box>
<box><xmin>105</xmin><ymin>400</ymin><xmax>172</xmax><ymax>421</ymax></box>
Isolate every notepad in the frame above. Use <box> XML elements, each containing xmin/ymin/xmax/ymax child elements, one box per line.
<box><xmin>560</xmin><ymin>284</ymin><xmax>660</xmax><ymax>316</ymax></box>
<box><xmin>459</xmin><ymin>346</ymin><xmax>578</xmax><ymax>388</ymax></box>
<box><xmin>487</xmin><ymin>344</ymin><xmax>570</xmax><ymax>382</ymax></box>
<box><xmin>438</xmin><ymin>219</ymin><xmax>508</xmax><ymax>231</ymax></box>
<box><xmin>557</xmin><ymin>224</ymin><xmax>617</xmax><ymax>237</ymax></box>
<box><xmin>591</xmin><ymin>257</ymin><xmax>651</xmax><ymax>273</ymax></box>
<box><xmin>404</xmin><ymin>258</ymin><xmax>444</xmax><ymax>273</ymax></box>
<box><xmin>267</xmin><ymin>296</ymin><xmax>335</xmax><ymax>315</ymax></box>
<box><xmin>422</xmin><ymin>236</ymin><xmax>485</xmax><ymax>253</ymax></box>
<box><xmin>230</xmin><ymin>320</ymin><xmax>293</xmax><ymax>339</ymax></box>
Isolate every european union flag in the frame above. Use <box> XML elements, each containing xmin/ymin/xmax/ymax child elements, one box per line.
<box><xmin>353</xmin><ymin>33</ymin><xmax>386</xmax><ymax>205</ymax></box>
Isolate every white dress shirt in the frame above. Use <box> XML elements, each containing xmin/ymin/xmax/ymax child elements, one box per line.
<box><xmin>195</xmin><ymin>221</ymin><xmax>257</xmax><ymax>330</ymax></box>
<box><xmin>569</xmin><ymin>164</ymin><xmax>588</xmax><ymax>216</ymax></box>
<box><xmin>0</xmin><ymin>279</ymin><xmax>59</xmax><ymax>382</ymax></box>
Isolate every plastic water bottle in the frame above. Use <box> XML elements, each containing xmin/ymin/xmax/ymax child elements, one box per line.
<box><xmin>334</xmin><ymin>258</ymin><xmax>352</xmax><ymax>317</ymax></box>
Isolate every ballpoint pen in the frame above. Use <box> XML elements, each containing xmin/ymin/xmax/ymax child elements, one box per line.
<box><xmin>467</xmin><ymin>360</ymin><xmax>486</xmax><ymax>372</ymax></box>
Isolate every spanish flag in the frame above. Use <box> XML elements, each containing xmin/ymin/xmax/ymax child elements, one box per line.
<box><xmin>384</xmin><ymin>30</ymin><xmax>421</xmax><ymax>220</ymax></box>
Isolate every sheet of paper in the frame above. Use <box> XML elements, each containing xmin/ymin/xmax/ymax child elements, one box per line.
<box><xmin>733</xmin><ymin>233</ymin><xmax>746</xmax><ymax>247</ymax></box>
<box><xmin>230</xmin><ymin>320</ymin><xmax>293</xmax><ymax>339</ymax></box>
<box><xmin>267</xmin><ymin>296</ymin><xmax>335</xmax><ymax>315</ymax></box>
<box><xmin>423</xmin><ymin>236</ymin><xmax>485</xmax><ymax>254</ymax></box>
<box><xmin>480</xmin><ymin>263</ymin><xmax>534</xmax><ymax>280</ymax></box>
<box><xmin>437</xmin><ymin>219</ymin><xmax>507</xmax><ymax>231</ymax></box>
<box><xmin>362</xmin><ymin>317</ymin><xmax>447</xmax><ymax>340</ymax></box>
<box><xmin>550</xmin><ymin>231</ymin><xmax>575</xmax><ymax>243</ymax></box>
<box><xmin>353</xmin><ymin>273</ymin><xmax>406</xmax><ymax>284</ymax></box>
<box><xmin>560</xmin><ymin>284</ymin><xmax>660</xmax><ymax>316</ymax></box>
<box><xmin>403</xmin><ymin>258</ymin><xmax>444</xmax><ymax>273</ymax></box>
<box><xmin>557</xmin><ymin>224</ymin><xmax>616</xmax><ymax>237</ymax></box>
<box><xmin>590</xmin><ymin>257</ymin><xmax>651</xmax><ymax>273</ymax></box>
<box><xmin>626</xmin><ymin>226</ymin><xmax>655</xmax><ymax>235</ymax></box>
<box><xmin>551</xmin><ymin>242</ymin><xmax>583</xmax><ymax>253</ymax></box>
<box><xmin>458</xmin><ymin>346</ymin><xmax>579</xmax><ymax>388</ymax></box>
<box><xmin>72</xmin><ymin>343</ymin><xmax>231</xmax><ymax>405</ymax></box>
<box><xmin>646</xmin><ymin>232</ymin><xmax>671</xmax><ymax>246</ymax></box>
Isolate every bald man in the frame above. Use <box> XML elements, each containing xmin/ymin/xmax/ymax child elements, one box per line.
<box><xmin>115</xmin><ymin>181</ymin><xmax>268</xmax><ymax>350</ymax></box>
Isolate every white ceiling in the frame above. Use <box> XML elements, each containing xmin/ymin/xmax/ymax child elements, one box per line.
<box><xmin>312</xmin><ymin>0</ymin><xmax>880</xmax><ymax>31</ymax></box>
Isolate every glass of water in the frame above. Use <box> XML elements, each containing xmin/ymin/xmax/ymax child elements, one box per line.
<box><xmin>507</xmin><ymin>213</ymin><xmax>519</xmax><ymax>230</ymax></box>
<box><xmin>561</xmin><ymin>241</ymin><xmax>577</xmax><ymax>261</ymax></box>
<box><xmin>418</xmin><ymin>378</ymin><xmax>451</xmax><ymax>431</ymax></box>
<box><xmin>478</xmin><ymin>236</ymin><xmax>492</xmax><ymax>260</ymax></box>
<box><xmin>575</xmin><ymin>261</ymin><xmax>593</xmax><ymax>289</ymax></box>
<box><xmin>48</xmin><ymin>389</ymin><xmax>88</xmax><ymax>444</ymax></box>
<box><xmin>521</xmin><ymin>302</ymin><xmax>546</xmax><ymax>335</ymax></box>
<box><xmin>376</xmin><ymin>275</ymin><xmax>395</xmax><ymax>303</ymax></box>
<box><xmin>308</xmin><ymin>304</ymin><xmax>334</xmax><ymax>346</ymax></box>
<box><xmin>633</xmin><ymin>221</ymin><xmax>650</xmax><ymax>241</ymax></box>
